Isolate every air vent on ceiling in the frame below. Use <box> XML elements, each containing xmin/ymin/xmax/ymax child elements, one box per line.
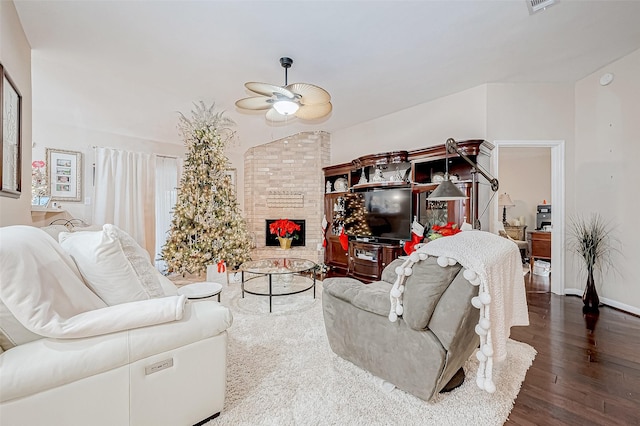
<box><xmin>527</xmin><ymin>0</ymin><xmax>558</xmax><ymax>15</ymax></box>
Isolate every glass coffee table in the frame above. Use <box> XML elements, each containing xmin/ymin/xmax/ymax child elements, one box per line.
<box><xmin>239</xmin><ymin>258</ymin><xmax>318</xmax><ymax>313</ymax></box>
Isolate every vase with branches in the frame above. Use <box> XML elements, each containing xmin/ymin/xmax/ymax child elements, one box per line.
<box><xmin>568</xmin><ymin>213</ymin><xmax>616</xmax><ymax>313</ymax></box>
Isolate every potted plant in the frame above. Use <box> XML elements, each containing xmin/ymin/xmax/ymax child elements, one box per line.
<box><xmin>269</xmin><ymin>219</ymin><xmax>301</xmax><ymax>250</ymax></box>
<box><xmin>568</xmin><ymin>213</ymin><xmax>616</xmax><ymax>313</ymax></box>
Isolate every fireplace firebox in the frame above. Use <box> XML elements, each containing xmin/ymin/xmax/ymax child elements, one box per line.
<box><xmin>265</xmin><ymin>219</ymin><xmax>306</xmax><ymax>247</ymax></box>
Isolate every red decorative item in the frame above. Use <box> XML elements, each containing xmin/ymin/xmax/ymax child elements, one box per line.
<box><xmin>321</xmin><ymin>215</ymin><xmax>328</xmax><ymax>248</ymax></box>
<box><xmin>217</xmin><ymin>260</ymin><xmax>226</xmax><ymax>273</ymax></box>
<box><xmin>404</xmin><ymin>219</ymin><xmax>425</xmax><ymax>254</ymax></box>
<box><xmin>428</xmin><ymin>222</ymin><xmax>462</xmax><ymax>240</ymax></box>
<box><xmin>269</xmin><ymin>219</ymin><xmax>301</xmax><ymax>239</ymax></box>
<box><xmin>339</xmin><ymin>227</ymin><xmax>349</xmax><ymax>251</ymax></box>
<box><xmin>403</xmin><ymin>232</ymin><xmax>423</xmax><ymax>255</ymax></box>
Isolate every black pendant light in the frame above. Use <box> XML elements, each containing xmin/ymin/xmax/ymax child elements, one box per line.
<box><xmin>428</xmin><ymin>140</ymin><xmax>467</xmax><ymax>201</ymax></box>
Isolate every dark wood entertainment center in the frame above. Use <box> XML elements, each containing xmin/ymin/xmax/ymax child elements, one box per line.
<box><xmin>323</xmin><ymin>140</ymin><xmax>493</xmax><ymax>281</ymax></box>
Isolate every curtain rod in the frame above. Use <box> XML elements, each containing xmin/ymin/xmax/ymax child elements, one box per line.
<box><xmin>91</xmin><ymin>145</ymin><xmax>179</xmax><ymax>159</ymax></box>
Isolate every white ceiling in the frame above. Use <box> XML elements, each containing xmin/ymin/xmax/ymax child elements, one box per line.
<box><xmin>14</xmin><ymin>0</ymin><xmax>640</xmax><ymax>149</ymax></box>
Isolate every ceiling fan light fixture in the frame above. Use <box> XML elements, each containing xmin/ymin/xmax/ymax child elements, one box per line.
<box><xmin>236</xmin><ymin>56</ymin><xmax>331</xmax><ymax>121</ymax></box>
<box><xmin>273</xmin><ymin>100</ymin><xmax>299</xmax><ymax>115</ymax></box>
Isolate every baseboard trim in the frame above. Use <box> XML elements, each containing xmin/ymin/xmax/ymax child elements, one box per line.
<box><xmin>564</xmin><ymin>288</ymin><xmax>640</xmax><ymax>316</ymax></box>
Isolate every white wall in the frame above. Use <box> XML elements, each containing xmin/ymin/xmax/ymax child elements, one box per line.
<box><xmin>0</xmin><ymin>0</ymin><xmax>32</xmax><ymax>226</ymax></box>
<box><xmin>498</xmin><ymin>147</ymin><xmax>551</xmax><ymax>230</ymax></box>
<box><xmin>486</xmin><ymin>82</ymin><xmax>575</xmax><ymax>231</ymax></box>
<box><xmin>29</xmin><ymin>53</ymin><xmax>186</xmax><ymax>225</ymax></box>
<box><xmin>331</xmin><ymin>85</ymin><xmax>487</xmax><ymax>164</ymax></box>
<box><xmin>486</xmin><ymin>82</ymin><xmax>574</xmax><ymax>298</ymax></box>
<box><xmin>31</xmin><ymin>123</ymin><xmax>185</xmax><ymax>224</ymax></box>
<box><xmin>574</xmin><ymin>48</ymin><xmax>640</xmax><ymax>312</ymax></box>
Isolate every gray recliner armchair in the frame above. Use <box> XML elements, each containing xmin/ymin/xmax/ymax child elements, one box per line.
<box><xmin>322</xmin><ymin>256</ymin><xmax>479</xmax><ymax>401</ymax></box>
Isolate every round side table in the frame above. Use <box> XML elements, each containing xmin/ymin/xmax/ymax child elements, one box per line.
<box><xmin>177</xmin><ymin>281</ymin><xmax>223</xmax><ymax>302</ymax></box>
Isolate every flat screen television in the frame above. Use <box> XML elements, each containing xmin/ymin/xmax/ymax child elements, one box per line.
<box><xmin>344</xmin><ymin>188</ymin><xmax>412</xmax><ymax>241</ymax></box>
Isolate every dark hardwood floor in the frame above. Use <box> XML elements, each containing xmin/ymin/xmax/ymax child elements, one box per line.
<box><xmin>507</xmin><ymin>272</ymin><xmax>640</xmax><ymax>425</ymax></box>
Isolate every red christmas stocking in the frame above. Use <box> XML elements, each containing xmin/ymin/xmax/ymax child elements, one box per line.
<box><xmin>322</xmin><ymin>215</ymin><xmax>328</xmax><ymax>247</ymax></box>
<box><xmin>403</xmin><ymin>232</ymin><xmax>423</xmax><ymax>255</ymax></box>
<box><xmin>339</xmin><ymin>227</ymin><xmax>349</xmax><ymax>251</ymax></box>
<box><xmin>403</xmin><ymin>219</ymin><xmax>425</xmax><ymax>255</ymax></box>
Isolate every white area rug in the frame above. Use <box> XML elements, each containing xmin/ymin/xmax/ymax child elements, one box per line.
<box><xmin>207</xmin><ymin>281</ymin><xmax>536</xmax><ymax>426</ymax></box>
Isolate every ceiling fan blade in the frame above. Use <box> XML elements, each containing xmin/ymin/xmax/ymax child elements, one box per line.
<box><xmin>286</xmin><ymin>83</ymin><xmax>330</xmax><ymax>105</ymax></box>
<box><xmin>266</xmin><ymin>107</ymin><xmax>297</xmax><ymax>122</ymax></box>
<box><xmin>245</xmin><ymin>82</ymin><xmax>295</xmax><ymax>99</ymax></box>
<box><xmin>295</xmin><ymin>102</ymin><xmax>332</xmax><ymax>120</ymax></box>
<box><xmin>235</xmin><ymin>96</ymin><xmax>273</xmax><ymax>110</ymax></box>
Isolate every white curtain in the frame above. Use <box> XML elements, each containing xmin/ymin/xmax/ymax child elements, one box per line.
<box><xmin>93</xmin><ymin>147</ymin><xmax>156</xmax><ymax>256</ymax></box>
<box><xmin>154</xmin><ymin>156</ymin><xmax>179</xmax><ymax>272</ymax></box>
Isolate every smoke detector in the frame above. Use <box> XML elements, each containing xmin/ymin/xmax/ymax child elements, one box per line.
<box><xmin>527</xmin><ymin>0</ymin><xmax>558</xmax><ymax>15</ymax></box>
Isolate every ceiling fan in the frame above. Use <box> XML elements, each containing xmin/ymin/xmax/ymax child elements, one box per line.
<box><xmin>235</xmin><ymin>57</ymin><xmax>332</xmax><ymax>122</ymax></box>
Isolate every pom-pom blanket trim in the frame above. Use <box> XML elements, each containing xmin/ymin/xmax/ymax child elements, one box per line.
<box><xmin>388</xmin><ymin>232</ymin><xmax>529</xmax><ymax>394</ymax></box>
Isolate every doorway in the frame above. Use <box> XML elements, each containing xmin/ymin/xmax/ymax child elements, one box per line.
<box><xmin>492</xmin><ymin>140</ymin><xmax>565</xmax><ymax>296</ymax></box>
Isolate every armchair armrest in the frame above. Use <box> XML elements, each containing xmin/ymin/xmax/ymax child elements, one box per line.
<box><xmin>323</xmin><ymin>277</ymin><xmax>391</xmax><ymax>317</ymax></box>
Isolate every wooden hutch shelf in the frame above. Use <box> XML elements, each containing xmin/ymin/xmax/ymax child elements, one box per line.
<box><xmin>323</xmin><ymin>139</ymin><xmax>493</xmax><ymax>281</ymax></box>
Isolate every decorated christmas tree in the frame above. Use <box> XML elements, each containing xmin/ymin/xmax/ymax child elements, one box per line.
<box><xmin>344</xmin><ymin>193</ymin><xmax>372</xmax><ymax>236</ymax></box>
<box><xmin>161</xmin><ymin>102</ymin><xmax>252</xmax><ymax>274</ymax></box>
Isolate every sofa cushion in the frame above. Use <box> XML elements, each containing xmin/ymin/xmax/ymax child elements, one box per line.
<box><xmin>59</xmin><ymin>224</ymin><xmax>165</xmax><ymax>305</ymax></box>
<box><xmin>428</xmin><ymin>271</ymin><xmax>479</xmax><ymax>351</ymax></box>
<box><xmin>323</xmin><ymin>277</ymin><xmax>391</xmax><ymax>317</ymax></box>
<box><xmin>402</xmin><ymin>256</ymin><xmax>462</xmax><ymax>330</ymax></box>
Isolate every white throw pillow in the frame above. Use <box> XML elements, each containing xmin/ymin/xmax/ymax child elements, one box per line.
<box><xmin>108</xmin><ymin>225</ymin><xmax>170</xmax><ymax>298</ymax></box>
<box><xmin>157</xmin><ymin>274</ymin><xmax>179</xmax><ymax>296</ymax></box>
<box><xmin>59</xmin><ymin>225</ymin><xmax>165</xmax><ymax>305</ymax></box>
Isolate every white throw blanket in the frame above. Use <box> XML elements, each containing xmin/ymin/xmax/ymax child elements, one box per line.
<box><xmin>0</xmin><ymin>226</ymin><xmax>186</xmax><ymax>340</ymax></box>
<box><xmin>423</xmin><ymin>231</ymin><xmax>529</xmax><ymax>361</ymax></box>
<box><xmin>388</xmin><ymin>230</ymin><xmax>528</xmax><ymax>393</ymax></box>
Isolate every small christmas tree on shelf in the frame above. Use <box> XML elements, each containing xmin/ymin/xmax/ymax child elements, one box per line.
<box><xmin>161</xmin><ymin>102</ymin><xmax>252</xmax><ymax>275</ymax></box>
<box><xmin>344</xmin><ymin>193</ymin><xmax>372</xmax><ymax>237</ymax></box>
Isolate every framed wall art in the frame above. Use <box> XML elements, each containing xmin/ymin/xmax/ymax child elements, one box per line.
<box><xmin>46</xmin><ymin>148</ymin><xmax>83</xmax><ymax>201</ymax></box>
<box><xmin>0</xmin><ymin>63</ymin><xmax>23</xmax><ymax>198</ymax></box>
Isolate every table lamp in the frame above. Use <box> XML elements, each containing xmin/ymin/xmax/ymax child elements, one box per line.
<box><xmin>498</xmin><ymin>193</ymin><xmax>515</xmax><ymax>225</ymax></box>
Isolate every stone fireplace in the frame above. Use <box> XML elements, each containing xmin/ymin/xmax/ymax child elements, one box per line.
<box><xmin>244</xmin><ymin>131</ymin><xmax>330</xmax><ymax>263</ymax></box>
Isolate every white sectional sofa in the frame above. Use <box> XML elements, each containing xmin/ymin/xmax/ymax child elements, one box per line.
<box><xmin>0</xmin><ymin>225</ymin><xmax>232</xmax><ymax>426</ymax></box>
